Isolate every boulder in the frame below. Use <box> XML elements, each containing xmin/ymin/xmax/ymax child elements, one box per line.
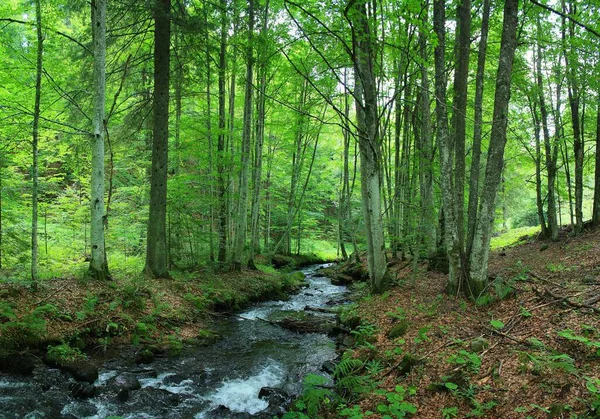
<box><xmin>112</xmin><ymin>372</ymin><xmax>141</xmax><ymax>391</ymax></box>
<box><xmin>0</xmin><ymin>352</ymin><xmax>35</xmax><ymax>375</ymax></box>
<box><xmin>59</xmin><ymin>362</ymin><xmax>99</xmax><ymax>383</ymax></box>
<box><xmin>135</xmin><ymin>349</ymin><xmax>155</xmax><ymax>365</ymax></box>
<box><xmin>70</xmin><ymin>382</ymin><xmax>96</xmax><ymax>399</ymax></box>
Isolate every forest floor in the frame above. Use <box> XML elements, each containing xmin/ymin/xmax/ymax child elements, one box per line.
<box><xmin>339</xmin><ymin>227</ymin><xmax>600</xmax><ymax>418</ymax></box>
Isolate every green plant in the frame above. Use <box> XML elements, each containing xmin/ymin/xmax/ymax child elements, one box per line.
<box><xmin>441</xmin><ymin>406</ymin><xmax>459</xmax><ymax>418</ymax></box>
<box><xmin>350</xmin><ymin>323</ymin><xmax>378</xmax><ymax>347</ymax></box>
<box><xmin>518</xmin><ymin>351</ymin><xmax>577</xmax><ymax>375</ymax></box>
<box><xmin>291</xmin><ymin>374</ymin><xmax>335</xmax><ymax>417</ymax></box>
<box><xmin>385</xmin><ymin>306</ymin><xmax>406</xmax><ymax>321</ymax></box>
<box><xmin>558</xmin><ymin>329</ymin><xmax>600</xmax><ymax>356</ymax></box>
<box><xmin>375</xmin><ymin>385</ymin><xmax>417</xmax><ymax>418</ymax></box>
<box><xmin>414</xmin><ymin>326</ymin><xmax>432</xmax><ymax>344</ymax></box>
<box><xmin>47</xmin><ymin>343</ymin><xmax>85</xmax><ymax>363</ymax></box>
<box><xmin>489</xmin><ymin>319</ymin><xmax>504</xmax><ymax>330</ymax></box>
<box><xmin>334</xmin><ymin>357</ymin><xmax>369</xmax><ymax>399</ymax></box>
<box><xmin>339</xmin><ymin>404</ymin><xmax>373</xmax><ymax>418</ymax></box>
<box><xmin>447</xmin><ymin>350</ymin><xmax>481</xmax><ymax>374</ymax></box>
<box><xmin>584</xmin><ymin>376</ymin><xmax>600</xmax><ymax>412</ymax></box>
<box><xmin>76</xmin><ymin>294</ymin><xmax>98</xmax><ymax>321</ymax></box>
<box><xmin>0</xmin><ymin>303</ymin><xmax>58</xmax><ymax>348</ymax></box>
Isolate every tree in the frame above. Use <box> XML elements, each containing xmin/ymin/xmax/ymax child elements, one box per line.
<box><xmin>145</xmin><ymin>0</ymin><xmax>171</xmax><ymax>278</ymax></box>
<box><xmin>345</xmin><ymin>0</ymin><xmax>388</xmax><ymax>293</ymax></box>
<box><xmin>468</xmin><ymin>0</ymin><xmax>520</xmax><ymax>294</ymax></box>
<box><xmin>231</xmin><ymin>0</ymin><xmax>255</xmax><ymax>271</ymax></box>
<box><xmin>31</xmin><ymin>0</ymin><xmax>43</xmax><ymax>289</ymax></box>
<box><xmin>88</xmin><ymin>0</ymin><xmax>110</xmax><ymax>280</ymax></box>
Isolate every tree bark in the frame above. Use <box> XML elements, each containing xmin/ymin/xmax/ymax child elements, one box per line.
<box><xmin>466</xmin><ymin>0</ymin><xmax>490</xmax><ymax>256</ymax></box>
<box><xmin>31</xmin><ymin>0</ymin><xmax>43</xmax><ymax>289</ymax></box>
<box><xmin>434</xmin><ymin>0</ymin><xmax>462</xmax><ymax>294</ymax></box>
<box><xmin>593</xmin><ymin>101</ymin><xmax>600</xmax><ymax>226</ymax></box>
<box><xmin>536</xmin><ymin>32</ymin><xmax>559</xmax><ymax>241</ymax></box>
<box><xmin>89</xmin><ymin>0</ymin><xmax>110</xmax><ymax>280</ymax></box>
<box><xmin>468</xmin><ymin>0</ymin><xmax>519</xmax><ymax>296</ymax></box>
<box><xmin>451</xmin><ymin>0</ymin><xmax>471</xmax><ymax>248</ymax></box>
<box><xmin>217</xmin><ymin>0</ymin><xmax>228</xmax><ymax>265</ymax></box>
<box><xmin>345</xmin><ymin>0</ymin><xmax>388</xmax><ymax>293</ymax></box>
<box><xmin>232</xmin><ymin>0</ymin><xmax>254</xmax><ymax>271</ymax></box>
<box><xmin>248</xmin><ymin>0</ymin><xmax>270</xmax><ymax>269</ymax></box>
<box><xmin>145</xmin><ymin>0</ymin><xmax>171</xmax><ymax>278</ymax></box>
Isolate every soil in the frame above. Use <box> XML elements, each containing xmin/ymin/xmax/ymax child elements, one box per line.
<box><xmin>341</xmin><ymin>226</ymin><xmax>600</xmax><ymax>418</ymax></box>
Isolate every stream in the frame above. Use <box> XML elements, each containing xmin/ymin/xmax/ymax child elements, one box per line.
<box><xmin>0</xmin><ymin>264</ymin><xmax>348</xmax><ymax>418</ymax></box>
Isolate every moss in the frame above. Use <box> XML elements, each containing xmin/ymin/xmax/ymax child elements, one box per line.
<box><xmin>387</xmin><ymin>320</ymin><xmax>410</xmax><ymax>339</ymax></box>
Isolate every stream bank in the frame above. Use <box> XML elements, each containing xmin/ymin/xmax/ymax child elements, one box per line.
<box><xmin>0</xmin><ymin>263</ymin><xmax>353</xmax><ymax>418</ymax></box>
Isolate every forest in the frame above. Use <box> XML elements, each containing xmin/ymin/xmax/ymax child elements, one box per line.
<box><xmin>0</xmin><ymin>0</ymin><xmax>599</xmax><ymax>417</ymax></box>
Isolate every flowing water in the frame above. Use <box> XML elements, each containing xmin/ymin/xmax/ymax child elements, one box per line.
<box><xmin>0</xmin><ymin>264</ymin><xmax>347</xmax><ymax>418</ymax></box>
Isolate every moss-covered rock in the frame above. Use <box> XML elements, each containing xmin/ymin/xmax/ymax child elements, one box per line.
<box><xmin>387</xmin><ymin>320</ymin><xmax>410</xmax><ymax>339</ymax></box>
<box><xmin>470</xmin><ymin>337</ymin><xmax>490</xmax><ymax>352</ymax></box>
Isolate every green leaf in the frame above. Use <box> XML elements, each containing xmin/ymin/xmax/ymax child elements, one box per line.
<box><xmin>490</xmin><ymin>319</ymin><xmax>505</xmax><ymax>330</ymax></box>
<box><xmin>445</xmin><ymin>382</ymin><xmax>458</xmax><ymax>390</ymax></box>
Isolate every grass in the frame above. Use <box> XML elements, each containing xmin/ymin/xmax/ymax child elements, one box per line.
<box><xmin>491</xmin><ymin>226</ymin><xmax>539</xmax><ymax>250</ymax></box>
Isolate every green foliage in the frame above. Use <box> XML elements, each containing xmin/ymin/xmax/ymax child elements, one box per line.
<box><xmin>447</xmin><ymin>350</ymin><xmax>481</xmax><ymax>374</ymax></box>
<box><xmin>334</xmin><ymin>357</ymin><xmax>371</xmax><ymax>399</ymax></box>
<box><xmin>375</xmin><ymin>385</ymin><xmax>417</xmax><ymax>418</ymax></box>
<box><xmin>441</xmin><ymin>406</ymin><xmax>459</xmax><ymax>418</ymax></box>
<box><xmin>489</xmin><ymin>319</ymin><xmax>505</xmax><ymax>330</ymax></box>
<box><xmin>339</xmin><ymin>404</ymin><xmax>373</xmax><ymax>418</ymax></box>
<box><xmin>0</xmin><ymin>302</ymin><xmax>58</xmax><ymax>348</ymax></box>
<box><xmin>557</xmin><ymin>329</ymin><xmax>600</xmax><ymax>356</ymax></box>
<box><xmin>490</xmin><ymin>227</ymin><xmax>538</xmax><ymax>249</ymax></box>
<box><xmin>385</xmin><ymin>306</ymin><xmax>407</xmax><ymax>321</ymax></box>
<box><xmin>76</xmin><ymin>294</ymin><xmax>98</xmax><ymax>320</ymax></box>
<box><xmin>287</xmin><ymin>373</ymin><xmax>335</xmax><ymax>418</ymax></box>
<box><xmin>518</xmin><ymin>351</ymin><xmax>577</xmax><ymax>375</ymax></box>
<box><xmin>46</xmin><ymin>342</ymin><xmax>85</xmax><ymax>363</ymax></box>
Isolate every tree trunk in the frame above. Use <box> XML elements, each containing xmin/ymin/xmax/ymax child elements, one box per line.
<box><xmin>530</xmin><ymin>101</ymin><xmax>548</xmax><ymax>236</ymax></box>
<box><xmin>451</xmin><ymin>0</ymin><xmax>471</xmax><ymax>248</ymax></box>
<box><xmin>248</xmin><ymin>0</ymin><xmax>269</xmax><ymax>269</ymax></box>
<box><xmin>89</xmin><ymin>0</ymin><xmax>110</xmax><ymax>280</ymax></box>
<box><xmin>466</xmin><ymin>0</ymin><xmax>490</xmax><ymax>256</ymax></box>
<box><xmin>204</xmin><ymin>6</ymin><xmax>215</xmax><ymax>262</ymax></box>
<box><xmin>31</xmin><ymin>0</ymin><xmax>43</xmax><ymax>289</ymax></box>
<box><xmin>416</xmin><ymin>12</ymin><xmax>436</xmax><ymax>258</ymax></box>
<box><xmin>468</xmin><ymin>0</ymin><xmax>519</xmax><ymax>296</ymax></box>
<box><xmin>536</xmin><ymin>33</ymin><xmax>559</xmax><ymax>241</ymax></box>
<box><xmin>145</xmin><ymin>0</ymin><xmax>171</xmax><ymax>278</ymax></box>
<box><xmin>434</xmin><ymin>0</ymin><xmax>462</xmax><ymax>294</ymax></box>
<box><xmin>593</xmin><ymin>102</ymin><xmax>600</xmax><ymax>226</ymax></box>
<box><xmin>345</xmin><ymin>0</ymin><xmax>388</xmax><ymax>293</ymax></box>
<box><xmin>217</xmin><ymin>0</ymin><xmax>228</xmax><ymax>265</ymax></box>
<box><xmin>231</xmin><ymin>0</ymin><xmax>254</xmax><ymax>271</ymax></box>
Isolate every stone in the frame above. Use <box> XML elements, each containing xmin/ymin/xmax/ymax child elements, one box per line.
<box><xmin>70</xmin><ymin>382</ymin><xmax>96</xmax><ymax>399</ymax></box>
<box><xmin>117</xmin><ymin>388</ymin><xmax>130</xmax><ymax>402</ymax></box>
<box><xmin>470</xmin><ymin>337</ymin><xmax>490</xmax><ymax>353</ymax></box>
<box><xmin>0</xmin><ymin>353</ymin><xmax>35</xmax><ymax>375</ymax></box>
<box><xmin>387</xmin><ymin>320</ymin><xmax>410</xmax><ymax>339</ymax></box>
<box><xmin>60</xmin><ymin>362</ymin><xmax>99</xmax><ymax>383</ymax></box>
<box><xmin>135</xmin><ymin>349</ymin><xmax>155</xmax><ymax>365</ymax></box>
<box><xmin>321</xmin><ymin>360</ymin><xmax>336</xmax><ymax>375</ymax></box>
<box><xmin>112</xmin><ymin>372</ymin><xmax>141</xmax><ymax>390</ymax></box>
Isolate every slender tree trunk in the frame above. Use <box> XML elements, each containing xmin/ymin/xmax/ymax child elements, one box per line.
<box><xmin>451</xmin><ymin>0</ymin><xmax>471</xmax><ymax>248</ymax></box>
<box><xmin>31</xmin><ymin>0</ymin><xmax>43</xmax><ymax>289</ymax></box>
<box><xmin>203</xmin><ymin>6</ymin><xmax>215</xmax><ymax>262</ymax></box>
<box><xmin>227</xmin><ymin>7</ymin><xmax>239</xmax><ymax>254</ymax></box>
<box><xmin>231</xmin><ymin>0</ymin><xmax>254</xmax><ymax>271</ymax></box>
<box><xmin>530</xmin><ymin>101</ymin><xmax>548</xmax><ymax>236</ymax></box>
<box><xmin>0</xmin><ymin>165</ymin><xmax>3</xmax><ymax>269</ymax></box>
<box><xmin>145</xmin><ymin>0</ymin><xmax>171</xmax><ymax>278</ymax></box>
<box><xmin>434</xmin><ymin>0</ymin><xmax>462</xmax><ymax>294</ymax></box>
<box><xmin>89</xmin><ymin>0</ymin><xmax>109</xmax><ymax>280</ymax></box>
<box><xmin>466</xmin><ymin>0</ymin><xmax>490</xmax><ymax>256</ymax></box>
<box><xmin>593</xmin><ymin>101</ymin><xmax>600</xmax><ymax>226</ymax></box>
<box><xmin>468</xmin><ymin>0</ymin><xmax>519</xmax><ymax>296</ymax></box>
<box><xmin>216</xmin><ymin>0</ymin><xmax>228</xmax><ymax>265</ymax></box>
<box><xmin>248</xmin><ymin>0</ymin><xmax>270</xmax><ymax>269</ymax></box>
<box><xmin>561</xmin><ymin>137</ymin><xmax>575</xmax><ymax>228</ymax></box>
<box><xmin>536</xmin><ymin>34</ymin><xmax>559</xmax><ymax>241</ymax></box>
<box><xmin>416</xmin><ymin>12</ymin><xmax>436</xmax><ymax>258</ymax></box>
<box><xmin>346</xmin><ymin>0</ymin><xmax>388</xmax><ymax>293</ymax></box>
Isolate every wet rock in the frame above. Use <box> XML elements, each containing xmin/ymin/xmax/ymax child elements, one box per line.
<box><xmin>258</xmin><ymin>387</ymin><xmax>291</xmax><ymax>416</ymax></box>
<box><xmin>70</xmin><ymin>382</ymin><xmax>96</xmax><ymax>399</ymax></box>
<box><xmin>321</xmin><ymin>360</ymin><xmax>336</xmax><ymax>375</ymax></box>
<box><xmin>163</xmin><ymin>373</ymin><xmax>187</xmax><ymax>385</ymax></box>
<box><xmin>341</xmin><ymin>315</ymin><xmax>362</xmax><ymax>330</ymax></box>
<box><xmin>131</xmin><ymin>368</ymin><xmax>158</xmax><ymax>379</ymax></box>
<box><xmin>0</xmin><ymin>352</ymin><xmax>35</xmax><ymax>375</ymax></box>
<box><xmin>34</xmin><ymin>368</ymin><xmax>64</xmax><ymax>391</ymax></box>
<box><xmin>341</xmin><ymin>335</ymin><xmax>356</xmax><ymax>347</ymax></box>
<box><xmin>111</xmin><ymin>372</ymin><xmax>141</xmax><ymax>391</ymax></box>
<box><xmin>135</xmin><ymin>349</ymin><xmax>155</xmax><ymax>365</ymax></box>
<box><xmin>58</xmin><ymin>362</ymin><xmax>99</xmax><ymax>383</ymax></box>
<box><xmin>387</xmin><ymin>320</ymin><xmax>410</xmax><ymax>339</ymax></box>
<box><xmin>117</xmin><ymin>388</ymin><xmax>130</xmax><ymax>402</ymax></box>
<box><xmin>130</xmin><ymin>387</ymin><xmax>181</xmax><ymax>407</ymax></box>
<box><xmin>208</xmin><ymin>405</ymin><xmax>252</xmax><ymax>419</ymax></box>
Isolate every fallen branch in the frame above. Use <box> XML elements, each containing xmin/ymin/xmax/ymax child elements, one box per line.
<box><xmin>534</xmin><ymin>287</ymin><xmax>600</xmax><ymax>314</ymax></box>
<box><xmin>528</xmin><ymin>271</ymin><xmax>566</xmax><ymax>288</ymax></box>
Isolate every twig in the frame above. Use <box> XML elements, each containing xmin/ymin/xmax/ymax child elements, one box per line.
<box><xmin>534</xmin><ymin>287</ymin><xmax>600</xmax><ymax>314</ymax></box>
<box><xmin>34</xmin><ymin>281</ymin><xmax>70</xmax><ymax>305</ymax></box>
<box><xmin>528</xmin><ymin>271</ymin><xmax>566</xmax><ymax>288</ymax></box>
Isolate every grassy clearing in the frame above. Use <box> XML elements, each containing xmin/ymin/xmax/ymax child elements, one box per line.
<box><xmin>491</xmin><ymin>226</ymin><xmax>539</xmax><ymax>249</ymax></box>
